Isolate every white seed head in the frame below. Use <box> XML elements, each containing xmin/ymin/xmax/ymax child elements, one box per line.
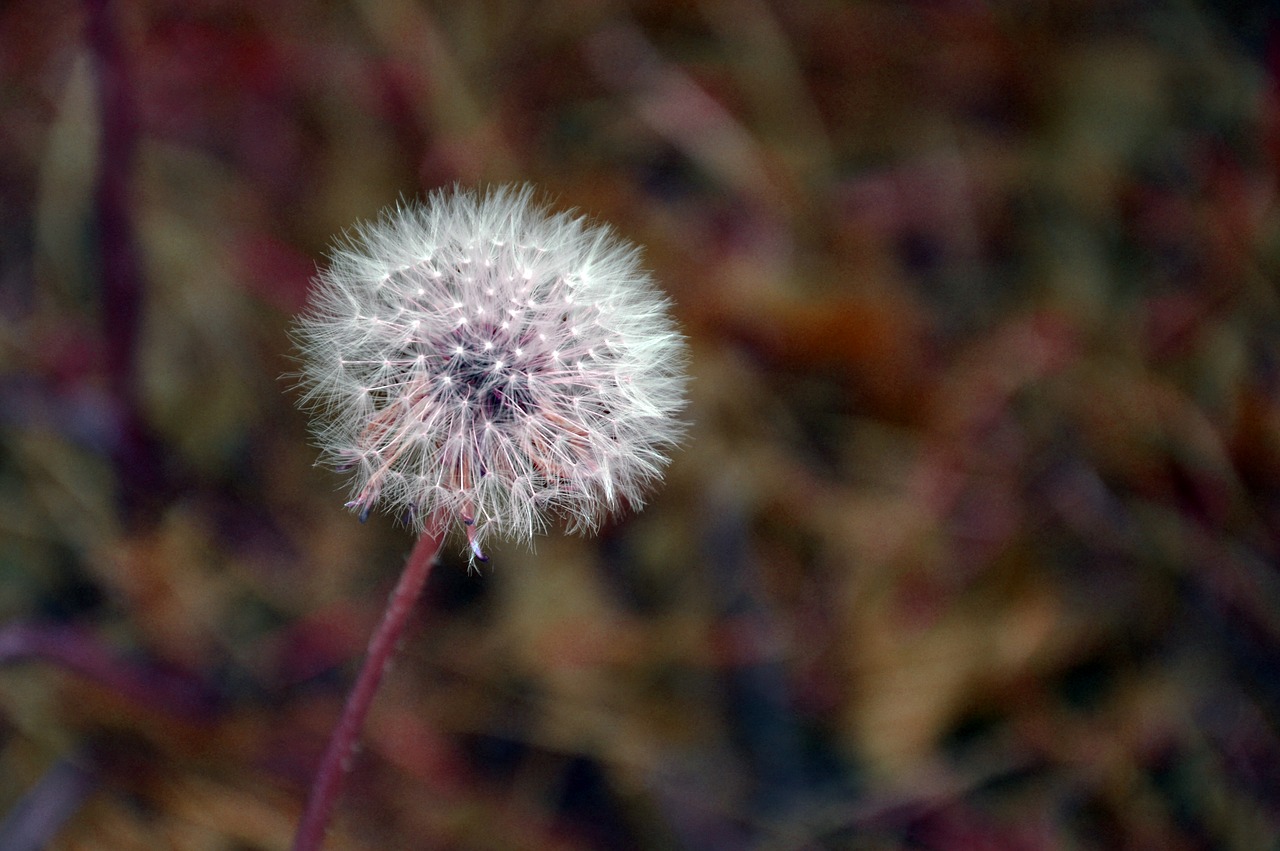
<box><xmin>292</xmin><ymin>185</ymin><xmax>688</xmax><ymax>557</ymax></box>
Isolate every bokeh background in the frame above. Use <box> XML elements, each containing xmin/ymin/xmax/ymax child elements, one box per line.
<box><xmin>3</xmin><ymin>0</ymin><xmax>1280</xmax><ymax>848</ymax></box>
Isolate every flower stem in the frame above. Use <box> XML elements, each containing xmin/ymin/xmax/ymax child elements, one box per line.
<box><xmin>292</xmin><ymin>527</ymin><xmax>445</xmax><ymax>851</ymax></box>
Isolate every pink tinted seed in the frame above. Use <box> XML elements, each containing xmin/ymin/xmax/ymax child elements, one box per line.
<box><xmin>292</xmin><ymin>185</ymin><xmax>687</xmax><ymax>560</ymax></box>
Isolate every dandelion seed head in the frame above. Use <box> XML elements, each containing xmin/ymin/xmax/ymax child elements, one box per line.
<box><xmin>292</xmin><ymin>185</ymin><xmax>688</xmax><ymax>557</ymax></box>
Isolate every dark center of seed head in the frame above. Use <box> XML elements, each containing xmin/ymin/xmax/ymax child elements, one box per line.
<box><xmin>441</xmin><ymin>327</ymin><xmax>537</xmax><ymax>424</ymax></box>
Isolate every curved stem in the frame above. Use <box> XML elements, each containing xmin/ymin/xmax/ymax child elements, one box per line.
<box><xmin>292</xmin><ymin>528</ymin><xmax>445</xmax><ymax>851</ymax></box>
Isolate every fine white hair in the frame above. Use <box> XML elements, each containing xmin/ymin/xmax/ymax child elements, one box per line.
<box><xmin>292</xmin><ymin>185</ymin><xmax>688</xmax><ymax>559</ymax></box>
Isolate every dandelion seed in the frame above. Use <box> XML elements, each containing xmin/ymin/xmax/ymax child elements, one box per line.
<box><xmin>292</xmin><ymin>185</ymin><xmax>688</xmax><ymax>560</ymax></box>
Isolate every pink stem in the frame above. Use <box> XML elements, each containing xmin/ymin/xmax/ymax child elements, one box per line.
<box><xmin>292</xmin><ymin>527</ymin><xmax>445</xmax><ymax>851</ymax></box>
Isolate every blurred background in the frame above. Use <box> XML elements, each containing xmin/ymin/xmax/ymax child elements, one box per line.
<box><xmin>3</xmin><ymin>0</ymin><xmax>1280</xmax><ymax>848</ymax></box>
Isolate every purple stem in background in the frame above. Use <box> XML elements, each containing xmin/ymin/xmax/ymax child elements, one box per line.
<box><xmin>0</xmin><ymin>751</ymin><xmax>99</xmax><ymax>851</ymax></box>
<box><xmin>291</xmin><ymin>528</ymin><xmax>445</xmax><ymax>851</ymax></box>
<box><xmin>0</xmin><ymin>623</ymin><xmax>220</xmax><ymax>722</ymax></box>
<box><xmin>86</xmin><ymin>0</ymin><xmax>141</xmax><ymax>391</ymax></box>
<box><xmin>85</xmin><ymin>0</ymin><xmax>168</xmax><ymax>523</ymax></box>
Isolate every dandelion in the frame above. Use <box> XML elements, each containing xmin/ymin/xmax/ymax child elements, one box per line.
<box><xmin>293</xmin><ymin>184</ymin><xmax>688</xmax><ymax>561</ymax></box>
<box><xmin>287</xmin><ymin>185</ymin><xmax>687</xmax><ymax>850</ymax></box>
